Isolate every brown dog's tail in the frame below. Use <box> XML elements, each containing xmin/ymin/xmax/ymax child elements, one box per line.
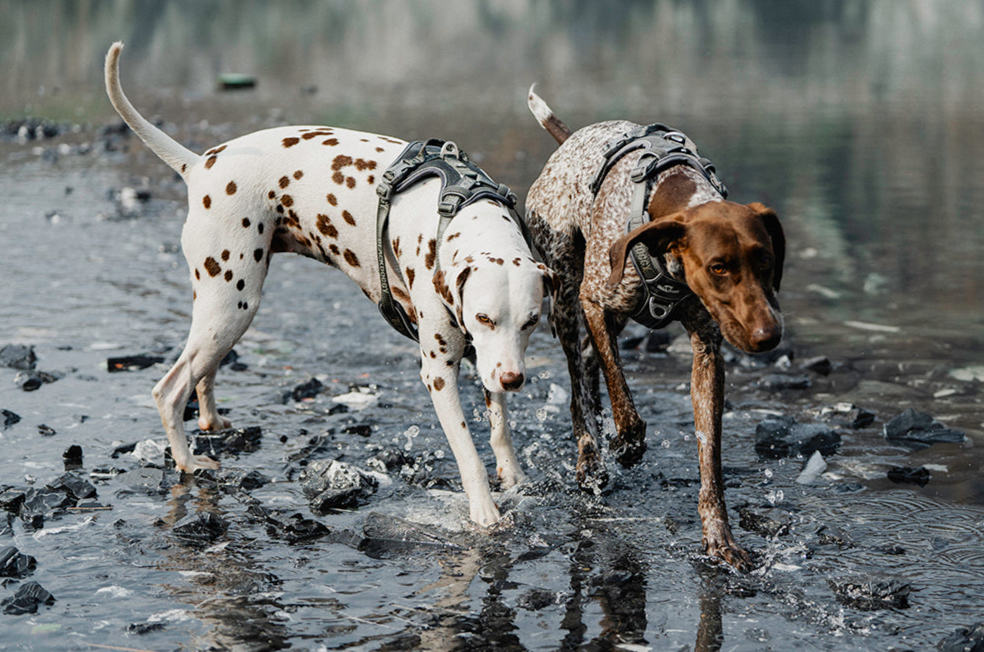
<box><xmin>527</xmin><ymin>84</ymin><xmax>572</xmax><ymax>145</ymax></box>
<box><xmin>105</xmin><ymin>42</ymin><xmax>198</xmax><ymax>180</ymax></box>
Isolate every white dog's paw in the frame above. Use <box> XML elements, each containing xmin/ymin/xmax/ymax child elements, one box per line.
<box><xmin>198</xmin><ymin>415</ymin><xmax>232</xmax><ymax>431</ymax></box>
<box><xmin>470</xmin><ymin>500</ymin><xmax>502</xmax><ymax>528</ymax></box>
<box><xmin>497</xmin><ymin>465</ymin><xmax>528</xmax><ymax>490</ymax></box>
<box><xmin>176</xmin><ymin>454</ymin><xmax>221</xmax><ymax>474</ymax></box>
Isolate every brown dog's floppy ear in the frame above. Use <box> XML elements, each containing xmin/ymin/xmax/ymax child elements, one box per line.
<box><xmin>748</xmin><ymin>202</ymin><xmax>785</xmax><ymax>292</ymax></box>
<box><xmin>606</xmin><ymin>218</ymin><xmax>686</xmax><ymax>289</ymax></box>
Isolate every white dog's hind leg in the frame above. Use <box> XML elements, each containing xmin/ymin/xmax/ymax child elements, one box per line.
<box><xmin>195</xmin><ymin>371</ymin><xmax>232</xmax><ymax>431</ymax></box>
<box><xmin>485</xmin><ymin>390</ymin><xmax>528</xmax><ymax>489</ymax></box>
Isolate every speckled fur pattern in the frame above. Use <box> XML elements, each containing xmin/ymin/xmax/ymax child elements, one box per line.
<box><xmin>104</xmin><ymin>42</ymin><xmax>557</xmax><ymax>529</ymax></box>
<box><xmin>525</xmin><ymin>88</ymin><xmax>786</xmax><ymax>570</ymax></box>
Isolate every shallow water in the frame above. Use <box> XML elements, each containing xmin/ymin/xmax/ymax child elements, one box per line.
<box><xmin>2</xmin><ymin>2</ymin><xmax>984</xmax><ymax>650</ymax></box>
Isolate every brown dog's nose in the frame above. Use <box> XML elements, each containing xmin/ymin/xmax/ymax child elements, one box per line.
<box><xmin>500</xmin><ymin>371</ymin><xmax>525</xmax><ymax>391</ymax></box>
<box><xmin>750</xmin><ymin>325</ymin><xmax>782</xmax><ymax>352</ymax></box>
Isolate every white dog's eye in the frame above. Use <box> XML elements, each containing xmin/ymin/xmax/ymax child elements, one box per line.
<box><xmin>475</xmin><ymin>314</ymin><xmax>494</xmax><ymax>327</ymax></box>
<box><xmin>522</xmin><ymin>315</ymin><xmax>539</xmax><ymax>330</ymax></box>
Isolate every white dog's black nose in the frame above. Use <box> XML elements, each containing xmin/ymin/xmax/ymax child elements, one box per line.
<box><xmin>500</xmin><ymin>371</ymin><xmax>525</xmax><ymax>391</ymax></box>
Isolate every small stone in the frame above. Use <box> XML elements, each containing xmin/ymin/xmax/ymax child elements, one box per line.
<box><xmin>1</xmin><ymin>581</ymin><xmax>55</xmax><ymax>614</ymax></box>
<box><xmin>801</xmin><ymin>355</ymin><xmax>833</xmax><ymax>375</ymax></box>
<box><xmin>938</xmin><ymin>622</ymin><xmax>984</xmax><ymax>652</ymax></box>
<box><xmin>62</xmin><ymin>445</ymin><xmax>84</xmax><ymax>469</ymax></box>
<box><xmin>1</xmin><ymin>409</ymin><xmax>21</xmax><ymax>430</ymax></box>
<box><xmin>37</xmin><ymin>424</ymin><xmax>56</xmax><ymax>437</ymax></box>
<box><xmin>192</xmin><ymin>426</ymin><xmax>262</xmax><ymax>457</ymax></box>
<box><xmin>46</xmin><ymin>472</ymin><xmax>96</xmax><ymax>500</ymax></box>
<box><xmin>828</xmin><ymin>575</ymin><xmax>910</xmax><ymax>610</ymax></box>
<box><xmin>886</xmin><ymin>466</ymin><xmax>931</xmax><ymax>487</ymax></box>
<box><xmin>0</xmin><ymin>546</ymin><xmax>37</xmax><ymax>578</ymax></box>
<box><xmin>292</xmin><ymin>378</ymin><xmax>324</xmax><ymax>401</ymax></box>
<box><xmin>755</xmin><ymin>416</ymin><xmax>841</xmax><ymax>459</ymax></box>
<box><xmin>300</xmin><ymin>460</ymin><xmax>378</xmax><ymax>513</ymax></box>
<box><xmin>172</xmin><ymin>511</ymin><xmax>228</xmax><ymax>545</ymax></box>
<box><xmin>816</xmin><ymin>525</ymin><xmax>854</xmax><ymax>548</ymax></box>
<box><xmin>796</xmin><ymin>450</ymin><xmax>827</xmax><ymax>484</ymax></box>
<box><xmin>884</xmin><ymin>409</ymin><xmax>965</xmax><ymax>449</ymax></box>
<box><xmin>0</xmin><ymin>344</ymin><xmax>37</xmax><ymax>370</ymax></box>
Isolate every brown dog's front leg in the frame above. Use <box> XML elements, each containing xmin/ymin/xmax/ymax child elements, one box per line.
<box><xmin>688</xmin><ymin>325</ymin><xmax>752</xmax><ymax>571</ymax></box>
<box><xmin>581</xmin><ymin>300</ymin><xmax>647</xmax><ymax>468</ymax></box>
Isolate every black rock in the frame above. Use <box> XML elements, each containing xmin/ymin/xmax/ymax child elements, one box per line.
<box><xmin>518</xmin><ymin>588</ymin><xmax>561</xmax><ymax>611</ymax></box>
<box><xmin>19</xmin><ymin>487</ymin><xmax>74</xmax><ymax>518</ymax></box>
<box><xmin>217</xmin><ymin>469</ymin><xmax>269</xmax><ymax>492</ymax></box>
<box><xmin>754</xmin><ymin>416</ymin><xmax>841</xmax><ymax>459</ymax></box>
<box><xmin>62</xmin><ymin>445</ymin><xmax>84</xmax><ymax>470</ymax></box>
<box><xmin>37</xmin><ymin>424</ymin><xmax>56</xmax><ymax>437</ymax></box>
<box><xmin>828</xmin><ymin>575</ymin><xmax>910</xmax><ymax>610</ymax></box>
<box><xmin>292</xmin><ymin>378</ymin><xmax>324</xmax><ymax>401</ymax></box>
<box><xmin>1</xmin><ymin>409</ymin><xmax>21</xmax><ymax>430</ymax></box>
<box><xmin>192</xmin><ymin>426</ymin><xmax>262</xmax><ymax>457</ymax></box>
<box><xmin>126</xmin><ymin>622</ymin><xmax>167</xmax><ymax>635</ymax></box>
<box><xmin>884</xmin><ymin>409</ymin><xmax>965</xmax><ymax>450</ymax></box>
<box><xmin>887</xmin><ymin>466</ymin><xmax>931</xmax><ymax>487</ymax></box>
<box><xmin>816</xmin><ymin>525</ymin><xmax>854</xmax><ymax>548</ymax></box>
<box><xmin>939</xmin><ymin>622</ymin><xmax>984</xmax><ymax>652</ymax></box>
<box><xmin>106</xmin><ymin>354</ymin><xmax>164</xmax><ymax>373</ymax></box>
<box><xmin>247</xmin><ymin>505</ymin><xmax>331</xmax><ymax>544</ymax></box>
<box><xmin>0</xmin><ymin>513</ymin><xmax>12</xmax><ymax>537</ymax></box>
<box><xmin>0</xmin><ymin>546</ymin><xmax>37</xmax><ymax>578</ymax></box>
<box><xmin>1</xmin><ymin>581</ymin><xmax>55</xmax><ymax>615</ymax></box>
<box><xmin>342</xmin><ymin>423</ymin><xmax>373</xmax><ymax>437</ymax></box>
<box><xmin>360</xmin><ymin>512</ymin><xmax>462</xmax><ymax>551</ymax></box>
<box><xmin>367</xmin><ymin>449</ymin><xmax>413</xmax><ymax>473</ymax></box>
<box><xmin>46</xmin><ymin>473</ymin><xmax>97</xmax><ymax>500</ymax></box>
<box><xmin>0</xmin><ymin>344</ymin><xmax>36</xmax><ymax>370</ymax></box>
<box><xmin>814</xmin><ymin>404</ymin><xmax>875</xmax><ymax>429</ymax></box>
<box><xmin>15</xmin><ymin>370</ymin><xmax>58</xmax><ymax>391</ymax></box>
<box><xmin>756</xmin><ymin>374</ymin><xmax>812</xmax><ymax>390</ymax></box>
<box><xmin>172</xmin><ymin>511</ymin><xmax>228</xmax><ymax>545</ymax></box>
<box><xmin>737</xmin><ymin>505</ymin><xmax>791</xmax><ymax>537</ymax></box>
<box><xmin>0</xmin><ymin>488</ymin><xmax>26</xmax><ymax>514</ymax></box>
<box><xmin>801</xmin><ymin>356</ymin><xmax>833</xmax><ymax>375</ymax></box>
<box><xmin>300</xmin><ymin>460</ymin><xmax>378</xmax><ymax>514</ymax></box>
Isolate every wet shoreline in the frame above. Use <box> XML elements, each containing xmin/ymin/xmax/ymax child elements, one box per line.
<box><xmin>1</xmin><ymin>115</ymin><xmax>983</xmax><ymax>650</ymax></box>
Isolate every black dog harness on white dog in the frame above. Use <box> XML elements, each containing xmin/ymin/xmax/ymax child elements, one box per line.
<box><xmin>375</xmin><ymin>139</ymin><xmax>529</xmax><ymax>342</ymax></box>
<box><xmin>590</xmin><ymin>124</ymin><xmax>728</xmax><ymax>330</ymax></box>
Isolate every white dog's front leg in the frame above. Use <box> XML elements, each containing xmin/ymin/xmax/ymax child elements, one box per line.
<box><xmin>485</xmin><ymin>390</ymin><xmax>528</xmax><ymax>489</ymax></box>
<box><xmin>421</xmin><ymin>358</ymin><xmax>500</xmax><ymax>527</ymax></box>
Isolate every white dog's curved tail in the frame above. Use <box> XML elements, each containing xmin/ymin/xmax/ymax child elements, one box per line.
<box><xmin>527</xmin><ymin>84</ymin><xmax>572</xmax><ymax>146</ymax></box>
<box><xmin>105</xmin><ymin>42</ymin><xmax>198</xmax><ymax>179</ymax></box>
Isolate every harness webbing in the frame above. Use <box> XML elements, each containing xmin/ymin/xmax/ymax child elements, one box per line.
<box><xmin>375</xmin><ymin>139</ymin><xmax>529</xmax><ymax>342</ymax></box>
<box><xmin>591</xmin><ymin>124</ymin><xmax>727</xmax><ymax>329</ymax></box>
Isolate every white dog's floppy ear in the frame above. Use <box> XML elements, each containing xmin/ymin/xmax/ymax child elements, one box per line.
<box><xmin>433</xmin><ymin>263</ymin><xmax>472</xmax><ymax>333</ymax></box>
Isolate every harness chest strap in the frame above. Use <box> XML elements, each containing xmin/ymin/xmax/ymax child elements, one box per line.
<box><xmin>375</xmin><ymin>139</ymin><xmax>530</xmax><ymax>342</ymax></box>
<box><xmin>592</xmin><ymin>124</ymin><xmax>728</xmax><ymax>330</ymax></box>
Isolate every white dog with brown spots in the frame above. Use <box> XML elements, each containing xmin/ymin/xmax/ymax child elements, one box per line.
<box><xmin>105</xmin><ymin>42</ymin><xmax>555</xmax><ymax>527</ymax></box>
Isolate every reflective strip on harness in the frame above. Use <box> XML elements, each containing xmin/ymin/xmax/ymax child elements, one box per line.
<box><xmin>592</xmin><ymin>124</ymin><xmax>727</xmax><ymax>330</ymax></box>
<box><xmin>374</xmin><ymin>139</ymin><xmax>530</xmax><ymax>342</ymax></box>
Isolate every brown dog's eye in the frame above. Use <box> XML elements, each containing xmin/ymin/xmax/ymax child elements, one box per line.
<box><xmin>709</xmin><ymin>262</ymin><xmax>728</xmax><ymax>276</ymax></box>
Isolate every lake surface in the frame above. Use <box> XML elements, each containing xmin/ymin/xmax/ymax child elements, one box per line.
<box><xmin>2</xmin><ymin>1</ymin><xmax>983</xmax><ymax>650</ymax></box>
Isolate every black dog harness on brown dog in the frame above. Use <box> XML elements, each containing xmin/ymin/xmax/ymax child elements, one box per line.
<box><xmin>375</xmin><ymin>139</ymin><xmax>528</xmax><ymax>342</ymax></box>
<box><xmin>590</xmin><ymin>124</ymin><xmax>728</xmax><ymax>329</ymax></box>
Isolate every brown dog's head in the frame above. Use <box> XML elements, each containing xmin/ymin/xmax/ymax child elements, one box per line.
<box><xmin>608</xmin><ymin>201</ymin><xmax>785</xmax><ymax>353</ymax></box>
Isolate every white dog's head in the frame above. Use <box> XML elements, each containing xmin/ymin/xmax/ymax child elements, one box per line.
<box><xmin>434</xmin><ymin>256</ymin><xmax>557</xmax><ymax>393</ymax></box>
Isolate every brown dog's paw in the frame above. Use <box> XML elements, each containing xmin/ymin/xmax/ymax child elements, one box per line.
<box><xmin>611</xmin><ymin>418</ymin><xmax>647</xmax><ymax>468</ymax></box>
<box><xmin>575</xmin><ymin>435</ymin><xmax>609</xmax><ymax>494</ymax></box>
<box><xmin>703</xmin><ymin>536</ymin><xmax>753</xmax><ymax>573</ymax></box>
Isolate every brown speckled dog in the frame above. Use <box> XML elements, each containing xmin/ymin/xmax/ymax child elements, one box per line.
<box><xmin>525</xmin><ymin>88</ymin><xmax>785</xmax><ymax>569</ymax></box>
